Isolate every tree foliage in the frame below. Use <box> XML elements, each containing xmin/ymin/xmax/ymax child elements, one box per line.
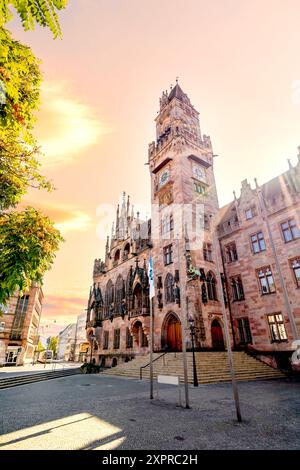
<box><xmin>37</xmin><ymin>339</ymin><xmax>45</xmax><ymax>352</ymax></box>
<box><xmin>0</xmin><ymin>0</ymin><xmax>68</xmax><ymax>38</ymax></box>
<box><xmin>47</xmin><ymin>336</ymin><xmax>58</xmax><ymax>355</ymax></box>
<box><xmin>0</xmin><ymin>11</ymin><xmax>65</xmax><ymax>307</ymax></box>
<box><xmin>0</xmin><ymin>132</ymin><xmax>53</xmax><ymax>210</ymax></box>
<box><xmin>0</xmin><ymin>27</ymin><xmax>41</xmax><ymax>133</ymax></box>
<box><xmin>0</xmin><ymin>207</ymin><xmax>63</xmax><ymax>304</ymax></box>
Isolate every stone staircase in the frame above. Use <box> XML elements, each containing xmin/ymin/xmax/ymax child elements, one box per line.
<box><xmin>0</xmin><ymin>368</ymin><xmax>82</xmax><ymax>390</ymax></box>
<box><xmin>103</xmin><ymin>352</ymin><xmax>285</xmax><ymax>384</ymax></box>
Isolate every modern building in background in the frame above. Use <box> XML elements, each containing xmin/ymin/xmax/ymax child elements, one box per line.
<box><xmin>57</xmin><ymin>315</ymin><xmax>88</xmax><ymax>362</ymax></box>
<box><xmin>0</xmin><ymin>284</ymin><xmax>43</xmax><ymax>366</ymax></box>
<box><xmin>73</xmin><ymin>312</ymin><xmax>89</xmax><ymax>362</ymax></box>
<box><xmin>86</xmin><ymin>83</ymin><xmax>300</xmax><ymax>370</ymax></box>
<box><xmin>57</xmin><ymin>323</ymin><xmax>75</xmax><ymax>361</ymax></box>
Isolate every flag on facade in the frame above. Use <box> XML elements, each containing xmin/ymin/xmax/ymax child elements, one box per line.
<box><xmin>148</xmin><ymin>255</ymin><xmax>155</xmax><ymax>299</ymax></box>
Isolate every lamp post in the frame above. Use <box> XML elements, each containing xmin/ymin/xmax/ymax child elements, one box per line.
<box><xmin>188</xmin><ymin>317</ymin><xmax>198</xmax><ymax>387</ymax></box>
<box><xmin>89</xmin><ymin>334</ymin><xmax>96</xmax><ymax>364</ymax></box>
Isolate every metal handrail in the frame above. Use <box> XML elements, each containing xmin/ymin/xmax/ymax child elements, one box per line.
<box><xmin>140</xmin><ymin>352</ymin><xmax>168</xmax><ymax>380</ymax></box>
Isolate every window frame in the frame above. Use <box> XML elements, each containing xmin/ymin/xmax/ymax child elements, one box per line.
<box><xmin>206</xmin><ymin>271</ymin><xmax>218</xmax><ymax>301</ymax></box>
<box><xmin>224</xmin><ymin>242</ymin><xmax>238</xmax><ymax>263</ymax></box>
<box><xmin>163</xmin><ymin>244</ymin><xmax>173</xmax><ymax>266</ymax></box>
<box><xmin>290</xmin><ymin>257</ymin><xmax>300</xmax><ymax>288</ymax></box>
<box><xmin>257</xmin><ymin>266</ymin><xmax>276</xmax><ymax>295</ymax></box>
<box><xmin>280</xmin><ymin>219</ymin><xmax>300</xmax><ymax>243</ymax></box>
<box><xmin>203</xmin><ymin>242</ymin><xmax>213</xmax><ymax>262</ymax></box>
<box><xmin>231</xmin><ymin>276</ymin><xmax>245</xmax><ymax>302</ymax></box>
<box><xmin>267</xmin><ymin>313</ymin><xmax>288</xmax><ymax>343</ymax></box>
<box><xmin>113</xmin><ymin>329</ymin><xmax>120</xmax><ymax>349</ymax></box>
<box><xmin>250</xmin><ymin>231</ymin><xmax>266</xmax><ymax>254</ymax></box>
<box><xmin>103</xmin><ymin>331</ymin><xmax>109</xmax><ymax>350</ymax></box>
<box><xmin>126</xmin><ymin>327</ymin><xmax>133</xmax><ymax>349</ymax></box>
<box><xmin>237</xmin><ymin>317</ymin><xmax>252</xmax><ymax>344</ymax></box>
<box><xmin>245</xmin><ymin>208</ymin><xmax>253</xmax><ymax>220</ymax></box>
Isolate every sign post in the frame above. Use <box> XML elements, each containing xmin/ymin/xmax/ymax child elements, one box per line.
<box><xmin>148</xmin><ymin>254</ymin><xmax>155</xmax><ymax>399</ymax></box>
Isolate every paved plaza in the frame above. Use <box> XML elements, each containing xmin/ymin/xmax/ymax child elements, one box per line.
<box><xmin>0</xmin><ymin>374</ymin><xmax>299</xmax><ymax>450</ymax></box>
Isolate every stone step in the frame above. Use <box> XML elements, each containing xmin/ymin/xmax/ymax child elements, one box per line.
<box><xmin>103</xmin><ymin>351</ymin><xmax>285</xmax><ymax>383</ymax></box>
<box><xmin>0</xmin><ymin>369</ymin><xmax>82</xmax><ymax>389</ymax></box>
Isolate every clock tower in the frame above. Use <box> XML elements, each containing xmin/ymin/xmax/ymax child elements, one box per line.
<box><xmin>148</xmin><ymin>82</ymin><xmax>223</xmax><ymax>351</ymax></box>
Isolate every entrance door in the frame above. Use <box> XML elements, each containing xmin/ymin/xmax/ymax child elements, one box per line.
<box><xmin>167</xmin><ymin>317</ymin><xmax>182</xmax><ymax>351</ymax></box>
<box><xmin>211</xmin><ymin>319</ymin><xmax>225</xmax><ymax>350</ymax></box>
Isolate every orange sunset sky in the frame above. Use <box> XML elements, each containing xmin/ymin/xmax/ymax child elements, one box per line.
<box><xmin>7</xmin><ymin>0</ymin><xmax>300</xmax><ymax>338</ymax></box>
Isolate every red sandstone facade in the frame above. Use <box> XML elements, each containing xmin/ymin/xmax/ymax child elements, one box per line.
<box><xmin>0</xmin><ymin>284</ymin><xmax>43</xmax><ymax>366</ymax></box>
<box><xmin>86</xmin><ymin>84</ymin><xmax>300</xmax><ymax>370</ymax></box>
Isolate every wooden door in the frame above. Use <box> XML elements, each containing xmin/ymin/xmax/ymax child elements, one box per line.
<box><xmin>167</xmin><ymin>318</ymin><xmax>182</xmax><ymax>351</ymax></box>
<box><xmin>211</xmin><ymin>320</ymin><xmax>225</xmax><ymax>350</ymax></box>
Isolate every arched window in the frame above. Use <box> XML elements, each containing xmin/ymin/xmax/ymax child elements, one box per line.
<box><xmin>115</xmin><ymin>275</ymin><xmax>125</xmax><ymax>315</ymax></box>
<box><xmin>207</xmin><ymin>271</ymin><xmax>217</xmax><ymax>301</ymax></box>
<box><xmin>231</xmin><ymin>276</ymin><xmax>245</xmax><ymax>301</ymax></box>
<box><xmin>123</xmin><ymin>243</ymin><xmax>130</xmax><ymax>260</ymax></box>
<box><xmin>133</xmin><ymin>283</ymin><xmax>143</xmax><ymax>309</ymax></box>
<box><xmin>114</xmin><ymin>249</ymin><xmax>120</xmax><ymax>263</ymax></box>
<box><xmin>105</xmin><ymin>280</ymin><xmax>114</xmax><ymax>317</ymax></box>
<box><xmin>165</xmin><ymin>273</ymin><xmax>175</xmax><ymax>303</ymax></box>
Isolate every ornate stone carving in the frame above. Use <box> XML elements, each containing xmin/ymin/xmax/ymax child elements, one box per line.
<box><xmin>93</xmin><ymin>258</ymin><xmax>106</xmax><ymax>276</ymax></box>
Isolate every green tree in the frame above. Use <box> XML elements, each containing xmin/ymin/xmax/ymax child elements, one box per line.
<box><xmin>47</xmin><ymin>336</ymin><xmax>58</xmax><ymax>356</ymax></box>
<box><xmin>36</xmin><ymin>339</ymin><xmax>45</xmax><ymax>352</ymax></box>
<box><xmin>0</xmin><ymin>0</ymin><xmax>68</xmax><ymax>38</ymax></box>
<box><xmin>0</xmin><ymin>3</ymin><xmax>66</xmax><ymax>309</ymax></box>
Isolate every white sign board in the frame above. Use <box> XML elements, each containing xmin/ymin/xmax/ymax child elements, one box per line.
<box><xmin>157</xmin><ymin>375</ymin><xmax>179</xmax><ymax>386</ymax></box>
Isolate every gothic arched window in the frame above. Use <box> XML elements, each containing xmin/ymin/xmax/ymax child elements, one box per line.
<box><xmin>207</xmin><ymin>271</ymin><xmax>217</xmax><ymax>301</ymax></box>
<box><xmin>165</xmin><ymin>273</ymin><xmax>175</xmax><ymax>303</ymax></box>
<box><xmin>115</xmin><ymin>275</ymin><xmax>125</xmax><ymax>315</ymax></box>
<box><xmin>123</xmin><ymin>243</ymin><xmax>130</xmax><ymax>260</ymax></box>
<box><xmin>105</xmin><ymin>280</ymin><xmax>114</xmax><ymax>317</ymax></box>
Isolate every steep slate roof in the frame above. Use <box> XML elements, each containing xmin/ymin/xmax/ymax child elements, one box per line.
<box><xmin>168</xmin><ymin>83</ymin><xmax>187</xmax><ymax>102</ymax></box>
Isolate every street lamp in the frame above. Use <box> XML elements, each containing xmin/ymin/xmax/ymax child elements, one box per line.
<box><xmin>89</xmin><ymin>334</ymin><xmax>96</xmax><ymax>364</ymax></box>
<box><xmin>188</xmin><ymin>317</ymin><xmax>198</xmax><ymax>387</ymax></box>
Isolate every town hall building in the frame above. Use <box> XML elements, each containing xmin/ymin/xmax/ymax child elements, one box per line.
<box><xmin>86</xmin><ymin>83</ymin><xmax>300</xmax><ymax>371</ymax></box>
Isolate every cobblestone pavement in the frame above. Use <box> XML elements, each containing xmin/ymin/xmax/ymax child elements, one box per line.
<box><xmin>0</xmin><ymin>374</ymin><xmax>299</xmax><ymax>450</ymax></box>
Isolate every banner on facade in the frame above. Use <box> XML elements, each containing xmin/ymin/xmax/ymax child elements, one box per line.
<box><xmin>148</xmin><ymin>255</ymin><xmax>155</xmax><ymax>299</ymax></box>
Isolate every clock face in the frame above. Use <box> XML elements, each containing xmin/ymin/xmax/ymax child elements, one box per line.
<box><xmin>193</xmin><ymin>165</ymin><xmax>205</xmax><ymax>181</ymax></box>
<box><xmin>159</xmin><ymin>169</ymin><xmax>170</xmax><ymax>187</ymax></box>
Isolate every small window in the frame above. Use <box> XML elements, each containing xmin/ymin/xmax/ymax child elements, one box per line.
<box><xmin>291</xmin><ymin>258</ymin><xmax>300</xmax><ymax>287</ymax></box>
<box><xmin>267</xmin><ymin>314</ymin><xmax>287</xmax><ymax>342</ymax></box>
<box><xmin>245</xmin><ymin>208</ymin><xmax>253</xmax><ymax>220</ymax></box>
<box><xmin>231</xmin><ymin>276</ymin><xmax>245</xmax><ymax>301</ymax></box>
<box><xmin>103</xmin><ymin>331</ymin><xmax>109</xmax><ymax>349</ymax></box>
<box><xmin>165</xmin><ymin>273</ymin><xmax>175</xmax><ymax>303</ymax></box>
<box><xmin>203</xmin><ymin>242</ymin><xmax>213</xmax><ymax>262</ymax></box>
<box><xmin>251</xmin><ymin>232</ymin><xmax>266</xmax><ymax>253</ymax></box>
<box><xmin>126</xmin><ymin>327</ymin><xmax>133</xmax><ymax>348</ymax></box>
<box><xmin>257</xmin><ymin>267</ymin><xmax>276</xmax><ymax>295</ymax></box>
<box><xmin>161</xmin><ymin>214</ymin><xmax>174</xmax><ymax>236</ymax></box>
<box><xmin>225</xmin><ymin>242</ymin><xmax>238</xmax><ymax>263</ymax></box>
<box><xmin>163</xmin><ymin>244</ymin><xmax>173</xmax><ymax>265</ymax></box>
<box><xmin>194</xmin><ymin>181</ymin><xmax>207</xmax><ymax>195</ymax></box>
<box><xmin>207</xmin><ymin>271</ymin><xmax>218</xmax><ymax>301</ymax></box>
<box><xmin>237</xmin><ymin>318</ymin><xmax>252</xmax><ymax>344</ymax></box>
<box><xmin>113</xmin><ymin>329</ymin><xmax>120</xmax><ymax>349</ymax></box>
<box><xmin>281</xmin><ymin>219</ymin><xmax>300</xmax><ymax>243</ymax></box>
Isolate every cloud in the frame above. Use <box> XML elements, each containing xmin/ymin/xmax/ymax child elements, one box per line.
<box><xmin>36</xmin><ymin>81</ymin><xmax>109</xmax><ymax>166</ymax></box>
<box><xmin>41</xmin><ymin>294</ymin><xmax>87</xmax><ymax>331</ymax></box>
<box><xmin>22</xmin><ymin>198</ymin><xmax>93</xmax><ymax>233</ymax></box>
